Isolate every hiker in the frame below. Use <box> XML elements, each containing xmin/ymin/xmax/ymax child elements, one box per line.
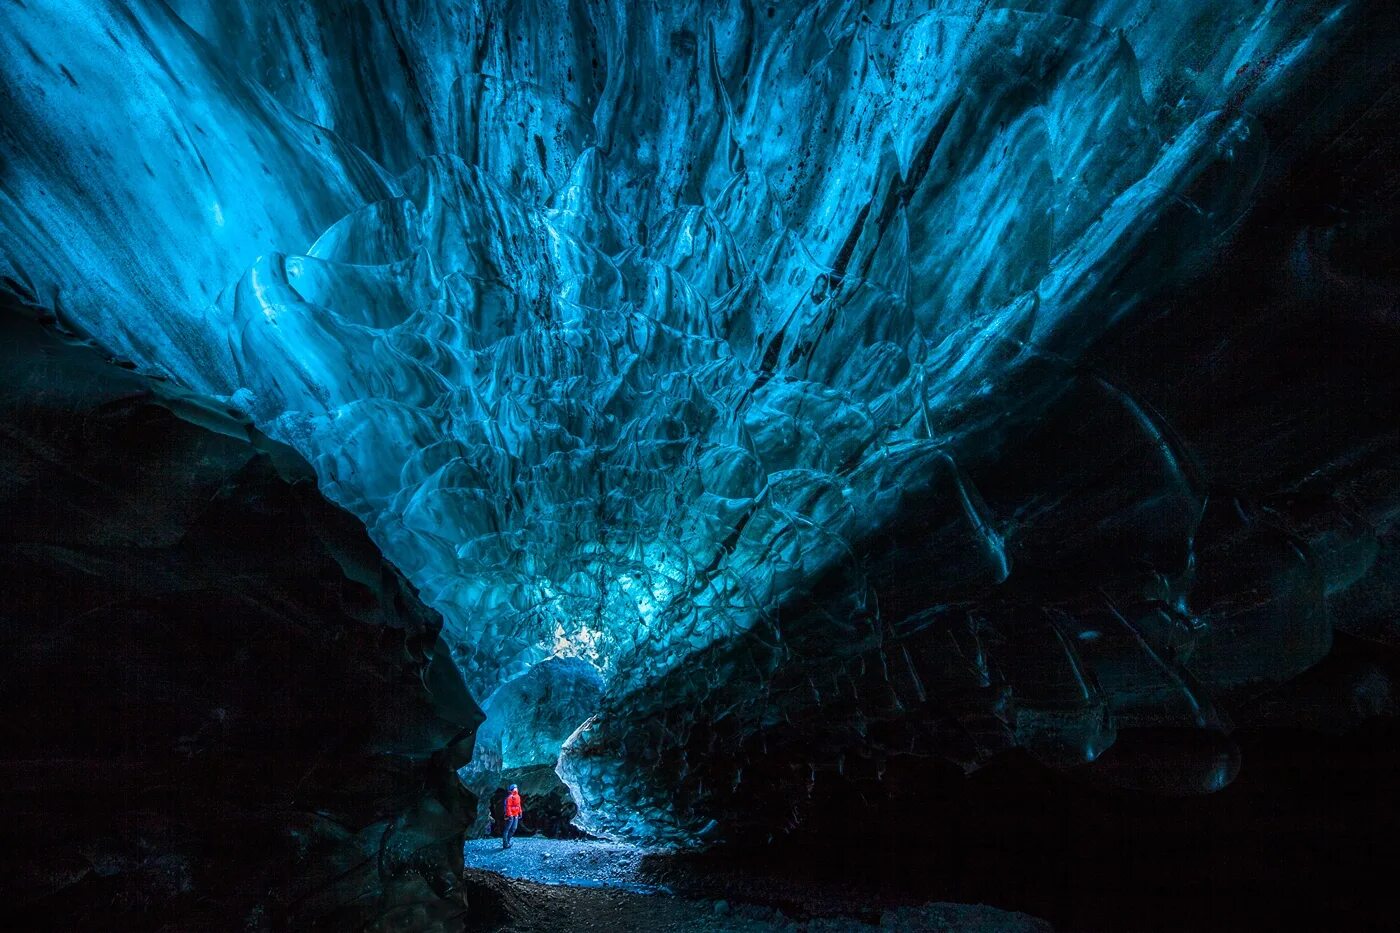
<box><xmin>502</xmin><ymin>784</ymin><xmax>523</xmax><ymax>849</ymax></box>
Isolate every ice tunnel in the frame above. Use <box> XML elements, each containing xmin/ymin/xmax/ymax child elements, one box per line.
<box><xmin>3</xmin><ymin>0</ymin><xmax>1400</xmax><ymax>928</ymax></box>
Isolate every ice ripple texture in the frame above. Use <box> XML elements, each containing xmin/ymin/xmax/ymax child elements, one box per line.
<box><xmin>0</xmin><ymin>1</ymin><xmax>1368</xmax><ymax>843</ymax></box>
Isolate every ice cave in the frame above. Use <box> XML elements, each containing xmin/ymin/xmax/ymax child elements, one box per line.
<box><xmin>2</xmin><ymin>0</ymin><xmax>1399</xmax><ymax>930</ymax></box>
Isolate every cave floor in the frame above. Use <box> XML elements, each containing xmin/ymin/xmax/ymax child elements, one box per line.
<box><xmin>465</xmin><ymin>837</ymin><xmax>664</xmax><ymax>893</ymax></box>
<box><xmin>463</xmin><ymin>837</ymin><xmax>1052</xmax><ymax>932</ymax></box>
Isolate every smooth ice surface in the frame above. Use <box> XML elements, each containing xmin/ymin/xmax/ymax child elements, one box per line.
<box><xmin>0</xmin><ymin>0</ymin><xmax>1376</xmax><ymax>843</ymax></box>
<box><xmin>466</xmin><ymin>656</ymin><xmax>604</xmax><ymax>775</ymax></box>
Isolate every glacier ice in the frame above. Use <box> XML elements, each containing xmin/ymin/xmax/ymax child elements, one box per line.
<box><xmin>467</xmin><ymin>657</ymin><xmax>605</xmax><ymax>777</ymax></box>
<box><xmin>2</xmin><ymin>0</ymin><xmax>1395</xmax><ymax>846</ymax></box>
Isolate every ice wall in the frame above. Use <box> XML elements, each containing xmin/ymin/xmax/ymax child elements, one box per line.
<box><xmin>1</xmin><ymin>0</ymin><xmax>1383</xmax><ymax>843</ymax></box>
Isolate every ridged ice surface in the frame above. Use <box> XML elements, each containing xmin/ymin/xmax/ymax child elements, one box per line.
<box><xmin>0</xmin><ymin>1</ymin><xmax>1374</xmax><ymax>842</ymax></box>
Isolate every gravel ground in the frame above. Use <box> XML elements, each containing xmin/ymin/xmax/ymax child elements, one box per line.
<box><xmin>465</xmin><ymin>837</ymin><xmax>666</xmax><ymax>893</ymax></box>
<box><xmin>463</xmin><ymin>838</ymin><xmax>1053</xmax><ymax>932</ymax></box>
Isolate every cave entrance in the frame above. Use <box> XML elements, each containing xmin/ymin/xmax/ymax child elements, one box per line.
<box><xmin>458</xmin><ymin>656</ymin><xmax>604</xmax><ymax>840</ymax></box>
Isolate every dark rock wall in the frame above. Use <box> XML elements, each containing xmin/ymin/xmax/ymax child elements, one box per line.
<box><xmin>0</xmin><ymin>305</ymin><xmax>482</xmax><ymax>930</ymax></box>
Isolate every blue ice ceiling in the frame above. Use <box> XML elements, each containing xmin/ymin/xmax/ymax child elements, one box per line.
<box><xmin>0</xmin><ymin>1</ymin><xmax>1361</xmax><ymax>842</ymax></box>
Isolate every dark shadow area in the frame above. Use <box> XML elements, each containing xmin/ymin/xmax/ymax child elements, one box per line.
<box><xmin>0</xmin><ymin>306</ymin><xmax>482</xmax><ymax>929</ymax></box>
<box><xmin>645</xmin><ymin>636</ymin><xmax>1400</xmax><ymax>931</ymax></box>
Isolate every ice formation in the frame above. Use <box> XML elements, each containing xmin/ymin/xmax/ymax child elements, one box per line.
<box><xmin>2</xmin><ymin>0</ymin><xmax>1392</xmax><ymax>845</ymax></box>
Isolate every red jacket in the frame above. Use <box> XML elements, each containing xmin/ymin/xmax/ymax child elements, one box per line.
<box><xmin>504</xmin><ymin>790</ymin><xmax>523</xmax><ymax>818</ymax></box>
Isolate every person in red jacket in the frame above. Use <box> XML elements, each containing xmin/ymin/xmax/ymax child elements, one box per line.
<box><xmin>502</xmin><ymin>784</ymin><xmax>524</xmax><ymax>849</ymax></box>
